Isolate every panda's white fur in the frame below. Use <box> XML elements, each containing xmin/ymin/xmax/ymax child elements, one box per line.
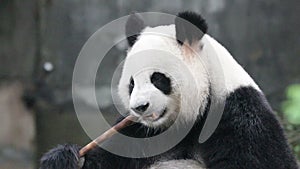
<box><xmin>149</xmin><ymin>159</ymin><xmax>204</xmax><ymax>169</ymax></box>
<box><xmin>118</xmin><ymin>24</ymin><xmax>259</xmax><ymax>128</ymax></box>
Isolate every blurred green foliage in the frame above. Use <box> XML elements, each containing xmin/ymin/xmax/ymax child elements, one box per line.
<box><xmin>281</xmin><ymin>84</ymin><xmax>300</xmax><ymax>160</ymax></box>
<box><xmin>282</xmin><ymin>84</ymin><xmax>300</xmax><ymax>125</ymax></box>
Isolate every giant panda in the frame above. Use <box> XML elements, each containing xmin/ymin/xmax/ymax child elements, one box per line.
<box><xmin>40</xmin><ymin>11</ymin><xmax>298</xmax><ymax>169</ymax></box>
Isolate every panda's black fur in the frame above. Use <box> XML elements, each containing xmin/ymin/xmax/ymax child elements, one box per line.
<box><xmin>40</xmin><ymin>144</ymin><xmax>81</xmax><ymax>169</ymax></box>
<box><xmin>199</xmin><ymin>86</ymin><xmax>298</xmax><ymax>169</ymax></box>
<box><xmin>39</xmin><ymin>11</ymin><xmax>298</xmax><ymax>169</ymax></box>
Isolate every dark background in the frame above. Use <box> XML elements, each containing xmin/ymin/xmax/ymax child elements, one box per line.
<box><xmin>0</xmin><ymin>0</ymin><xmax>299</xmax><ymax>168</ymax></box>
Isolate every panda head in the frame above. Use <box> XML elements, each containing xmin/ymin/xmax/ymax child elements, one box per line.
<box><xmin>118</xmin><ymin>12</ymin><xmax>211</xmax><ymax>128</ymax></box>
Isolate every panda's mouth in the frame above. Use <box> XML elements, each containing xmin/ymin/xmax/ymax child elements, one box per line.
<box><xmin>154</xmin><ymin>108</ymin><xmax>167</xmax><ymax>121</ymax></box>
<box><xmin>143</xmin><ymin>108</ymin><xmax>167</xmax><ymax>121</ymax></box>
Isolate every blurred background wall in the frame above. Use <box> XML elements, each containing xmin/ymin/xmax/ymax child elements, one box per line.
<box><xmin>0</xmin><ymin>0</ymin><xmax>299</xmax><ymax>168</ymax></box>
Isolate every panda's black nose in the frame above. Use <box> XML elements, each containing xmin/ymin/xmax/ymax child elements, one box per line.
<box><xmin>132</xmin><ymin>103</ymin><xmax>149</xmax><ymax>114</ymax></box>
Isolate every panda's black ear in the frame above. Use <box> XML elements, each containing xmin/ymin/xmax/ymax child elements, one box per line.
<box><xmin>125</xmin><ymin>12</ymin><xmax>146</xmax><ymax>47</ymax></box>
<box><xmin>175</xmin><ymin>11</ymin><xmax>208</xmax><ymax>45</ymax></box>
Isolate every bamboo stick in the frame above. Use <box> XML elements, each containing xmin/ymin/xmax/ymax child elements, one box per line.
<box><xmin>79</xmin><ymin>115</ymin><xmax>136</xmax><ymax>157</ymax></box>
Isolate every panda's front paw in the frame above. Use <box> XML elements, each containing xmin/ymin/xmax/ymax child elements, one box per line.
<box><xmin>39</xmin><ymin>144</ymin><xmax>82</xmax><ymax>169</ymax></box>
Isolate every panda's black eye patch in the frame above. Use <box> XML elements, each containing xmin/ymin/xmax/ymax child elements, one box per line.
<box><xmin>151</xmin><ymin>72</ymin><xmax>171</xmax><ymax>95</ymax></box>
<box><xmin>129</xmin><ymin>77</ymin><xmax>134</xmax><ymax>95</ymax></box>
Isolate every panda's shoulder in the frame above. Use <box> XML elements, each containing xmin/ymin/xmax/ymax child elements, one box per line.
<box><xmin>201</xmin><ymin>86</ymin><xmax>294</xmax><ymax>167</ymax></box>
<box><xmin>220</xmin><ymin>86</ymin><xmax>285</xmax><ymax>143</ymax></box>
<box><xmin>223</xmin><ymin>86</ymin><xmax>276</xmax><ymax>129</ymax></box>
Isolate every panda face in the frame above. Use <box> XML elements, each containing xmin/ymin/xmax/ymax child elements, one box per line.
<box><xmin>126</xmin><ymin>69</ymin><xmax>180</xmax><ymax>127</ymax></box>
<box><xmin>118</xmin><ymin>13</ymin><xmax>212</xmax><ymax>128</ymax></box>
<box><xmin>118</xmin><ymin>33</ymin><xmax>209</xmax><ymax>128</ymax></box>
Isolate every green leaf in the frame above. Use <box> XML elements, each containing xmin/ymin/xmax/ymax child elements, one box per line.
<box><xmin>283</xmin><ymin>101</ymin><xmax>300</xmax><ymax>125</ymax></box>
<box><xmin>295</xmin><ymin>145</ymin><xmax>300</xmax><ymax>153</ymax></box>
<box><xmin>282</xmin><ymin>84</ymin><xmax>300</xmax><ymax>125</ymax></box>
<box><xmin>286</xmin><ymin>84</ymin><xmax>300</xmax><ymax>101</ymax></box>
